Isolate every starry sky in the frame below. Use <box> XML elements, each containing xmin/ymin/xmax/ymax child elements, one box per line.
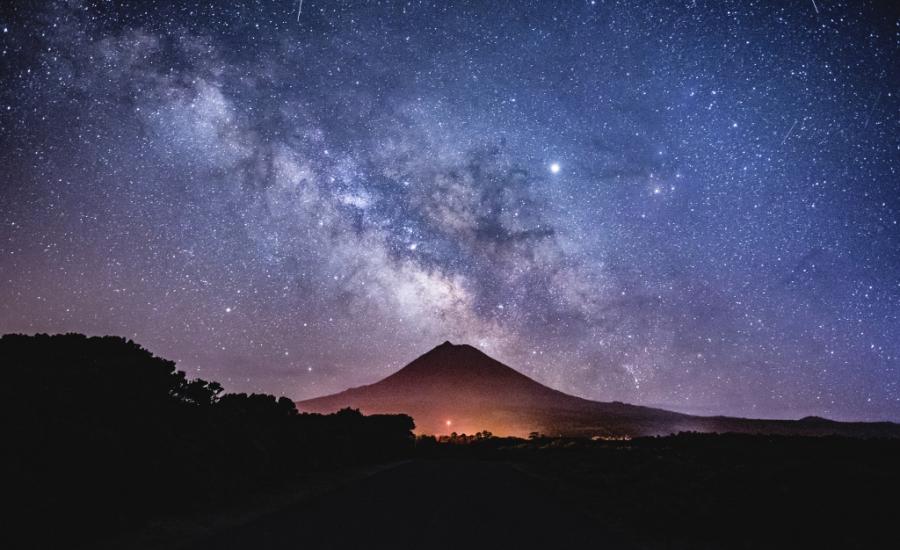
<box><xmin>1</xmin><ymin>1</ymin><xmax>898</xmax><ymax>421</ymax></box>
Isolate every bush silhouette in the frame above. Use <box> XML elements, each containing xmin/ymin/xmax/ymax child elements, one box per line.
<box><xmin>1</xmin><ymin>333</ymin><xmax>414</xmax><ymax>546</ymax></box>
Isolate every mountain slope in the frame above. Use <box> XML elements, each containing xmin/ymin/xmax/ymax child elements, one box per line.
<box><xmin>296</xmin><ymin>342</ymin><xmax>900</xmax><ymax>438</ymax></box>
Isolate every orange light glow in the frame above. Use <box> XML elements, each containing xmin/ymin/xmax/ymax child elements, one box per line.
<box><xmin>445</xmin><ymin>420</ymin><xmax>452</xmax><ymax>427</ymax></box>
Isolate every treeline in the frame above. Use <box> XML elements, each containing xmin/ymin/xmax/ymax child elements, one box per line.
<box><xmin>1</xmin><ymin>333</ymin><xmax>414</xmax><ymax>545</ymax></box>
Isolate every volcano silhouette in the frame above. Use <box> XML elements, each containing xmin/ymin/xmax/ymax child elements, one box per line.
<box><xmin>296</xmin><ymin>342</ymin><xmax>900</xmax><ymax>438</ymax></box>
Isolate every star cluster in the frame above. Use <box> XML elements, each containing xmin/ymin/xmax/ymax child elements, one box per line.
<box><xmin>1</xmin><ymin>1</ymin><xmax>897</xmax><ymax>420</ymax></box>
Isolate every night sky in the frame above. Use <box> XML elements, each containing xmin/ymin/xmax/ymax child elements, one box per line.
<box><xmin>1</xmin><ymin>1</ymin><xmax>897</xmax><ymax>421</ymax></box>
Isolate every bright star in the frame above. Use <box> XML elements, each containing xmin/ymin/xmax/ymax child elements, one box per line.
<box><xmin>550</xmin><ymin>162</ymin><xmax>561</xmax><ymax>174</ymax></box>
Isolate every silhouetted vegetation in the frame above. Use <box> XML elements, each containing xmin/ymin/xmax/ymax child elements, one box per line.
<box><xmin>2</xmin><ymin>333</ymin><xmax>414</xmax><ymax>547</ymax></box>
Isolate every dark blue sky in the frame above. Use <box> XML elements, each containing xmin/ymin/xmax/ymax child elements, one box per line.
<box><xmin>1</xmin><ymin>1</ymin><xmax>897</xmax><ymax>420</ymax></box>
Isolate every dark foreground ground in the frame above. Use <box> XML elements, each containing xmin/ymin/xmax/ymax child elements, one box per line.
<box><xmin>189</xmin><ymin>435</ymin><xmax>898</xmax><ymax>550</ymax></box>
<box><xmin>193</xmin><ymin>459</ymin><xmax>606</xmax><ymax>550</ymax></box>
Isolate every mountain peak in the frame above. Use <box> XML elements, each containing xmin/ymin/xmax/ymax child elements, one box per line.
<box><xmin>295</xmin><ymin>343</ymin><xmax>900</xmax><ymax>439</ymax></box>
<box><xmin>409</xmin><ymin>341</ymin><xmax>496</xmax><ymax>370</ymax></box>
<box><xmin>433</xmin><ymin>340</ymin><xmax>479</xmax><ymax>351</ymax></box>
<box><xmin>359</xmin><ymin>342</ymin><xmax>554</xmax><ymax>398</ymax></box>
<box><xmin>295</xmin><ymin>341</ymin><xmax>603</xmax><ymax>435</ymax></box>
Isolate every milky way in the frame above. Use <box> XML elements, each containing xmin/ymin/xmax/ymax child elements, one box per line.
<box><xmin>1</xmin><ymin>1</ymin><xmax>897</xmax><ymax>420</ymax></box>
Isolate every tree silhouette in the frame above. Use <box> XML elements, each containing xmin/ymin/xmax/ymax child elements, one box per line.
<box><xmin>1</xmin><ymin>333</ymin><xmax>415</xmax><ymax>546</ymax></box>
